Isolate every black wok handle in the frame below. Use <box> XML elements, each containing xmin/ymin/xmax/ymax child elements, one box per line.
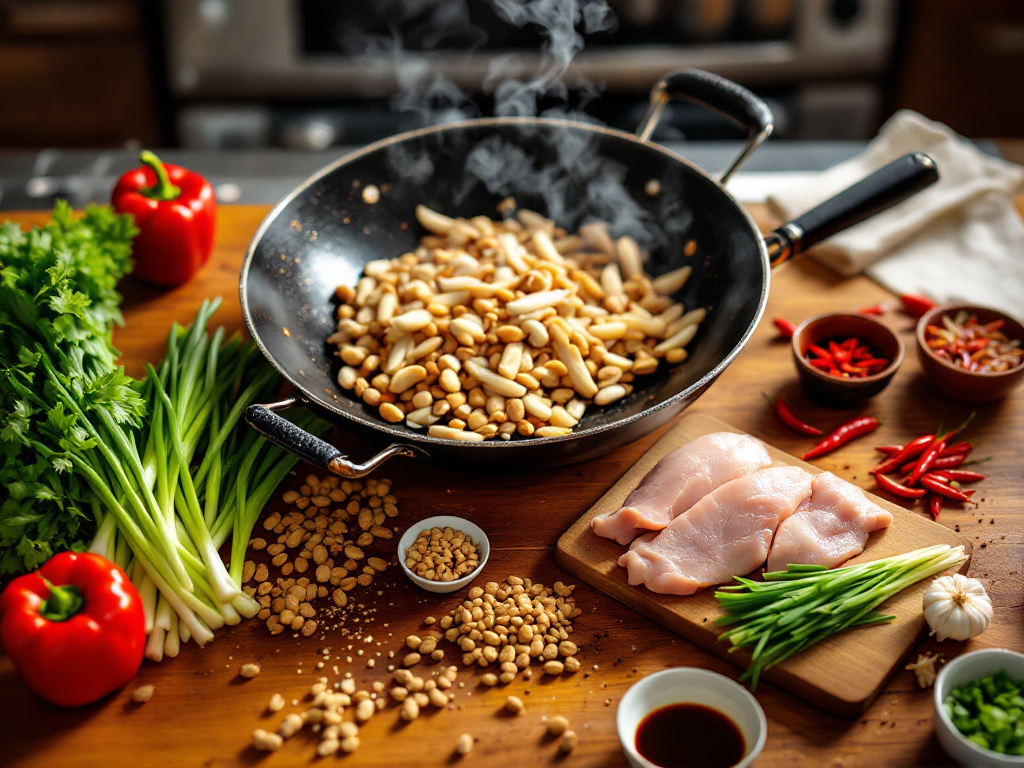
<box><xmin>765</xmin><ymin>152</ymin><xmax>940</xmax><ymax>268</ymax></box>
<box><xmin>244</xmin><ymin>398</ymin><xmax>428</xmax><ymax>478</ymax></box>
<box><xmin>637</xmin><ymin>68</ymin><xmax>774</xmax><ymax>184</ymax></box>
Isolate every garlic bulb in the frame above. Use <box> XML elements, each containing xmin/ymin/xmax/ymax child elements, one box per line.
<box><xmin>922</xmin><ymin>573</ymin><xmax>993</xmax><ymax>641</ymax></box>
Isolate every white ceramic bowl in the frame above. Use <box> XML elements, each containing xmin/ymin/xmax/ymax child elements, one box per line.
<box><xmin>934</xmin><ymin>648</ymin><xmax>1024</xmax><ymax>768</ymax></box>
<box><xmin>617</xmin><ymin>667</ymin><xmax>767</xmax><ymax>768</ymax></box>
<box><xmin>396</xmin><ymin>516</ymin><xmax>490</xmax><ymax>594</ymax></box>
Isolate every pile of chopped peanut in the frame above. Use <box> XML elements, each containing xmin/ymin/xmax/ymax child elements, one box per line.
<box><xmin>241</xmin><ymin>474</ymin><xmax>399</xmax><ymax>636</ymax></box>
<box><xmin>418</xmin><ymin>576</ymin><xmax>583</xmax><ymax>683</ymax></box>
<box><xmin>404</xmin><ymin>525</ymin><xmax>481</xmax><ymax>582</ymax></box>
<box><xmin>329</xmin><ymin>204</ymin><xmax>704</xmax><ymax>442</ymax></box>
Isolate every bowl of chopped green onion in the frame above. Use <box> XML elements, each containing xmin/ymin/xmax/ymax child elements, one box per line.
<box><xmin>934</xmin><ymin>648</ymin><xmax>1024</xmax><ymax>767</ymax></box>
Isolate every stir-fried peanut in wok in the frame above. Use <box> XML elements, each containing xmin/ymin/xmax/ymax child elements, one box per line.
<box><xmin>328</xmin><ymin>204</ymin><xmax>704</xmax><ymax>440</ymax></box>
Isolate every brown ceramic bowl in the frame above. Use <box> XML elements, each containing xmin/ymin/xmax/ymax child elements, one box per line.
<box><xmin>915</xmin><ymin>304</ymin><xmax>1024</xmax><ymax>403</ymax></box>
<box><xmin>791</xmin><ymin>313</ymin><xmax>904</xmax><ymax>407</ymax></box>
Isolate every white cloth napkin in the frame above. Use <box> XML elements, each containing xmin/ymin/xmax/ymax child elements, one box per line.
<box><xmin>766</xmin><ymin>110</ymin><xmax>1024</xmax><ymax>320</ymax></box>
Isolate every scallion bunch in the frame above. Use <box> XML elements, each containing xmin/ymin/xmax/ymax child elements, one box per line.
<box><xmin>714</xmin><ymin>544</ymin><xmax>968</xmax><ymax>689</ymax></box>
<box><xmin>89</xmin><ymin>299</ymin><xmax>329</xmax><ymax>659</ymax></box>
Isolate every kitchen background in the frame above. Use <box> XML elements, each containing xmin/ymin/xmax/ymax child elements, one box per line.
<box><xmin>0</xmin><ymin>0</ymin><xmax>1021</xmax><ymax>209</ymax></box>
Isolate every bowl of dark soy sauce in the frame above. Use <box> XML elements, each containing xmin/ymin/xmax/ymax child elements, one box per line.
<box><xmin>617</xmin><ymin>668</ymin><xmax>767</xmax><ymax>768</ymax></box>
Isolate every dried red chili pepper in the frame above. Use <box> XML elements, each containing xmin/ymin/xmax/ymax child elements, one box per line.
<box><xmin>927</xmin><ymin>469</ymin><xmax>986</xmax><ymax>483</ymax></box>
<box><xmin>874</xmin><ymin>445</ymin><xmax>903</xmax><ymax>456</ymax></box>
<box><xmin>874</xmin><ymin>434</ymin><xmax>934</xmax><ymax>475</ymax></box>
<box><xmin>907</xmin><ymin>436</ymin><xmax>949</xmax><ymax>485</ymax></box>
<box><xmin>802</xmin><ymin>416</ymin><xmax>879</xmax><ymax>460</ymax></box>
<box><xmin>858</xmin><ymin>304</ymin><xmax>886</xmax><ymax>316</ymax></box>
<box><xmin>898</xmin><ymin>452</ymin><xmax>969</xmax><ymax>475</ymax></box>
<box><xmin>773</xmin><ymin>318</ymin><xmax>797</xmax><ymax>339</ymax></box>
<box><xmin>907</xmin><ymin>414</ymin><xmax>975</xmax><ymax>484</ymax></box>
<box><xmin>808</xmin><ymin>344</ymin><xmax>833</xmax><ymax>361</ymax></box>
<box><xmin>872</xmin><ymin>471</ymin><xmax>926</xmax><ymax>499</ymax></box>
<box><xmin>899</xmin><ymin>293</ymin><xmax>937</xmax><ymax>319</ymax></box>
<box><xmin>808</xmin><ymin>335</ymin><xmax>890</xmax><ymax>379</ymax></box>
<box><xmin>920</xmin><ymin>474</ymin><xmax>975</xmax><ymax>503</ymax></box>
<box><xmin>941</xmin><ymin>441</ymin><xmax>974</xmax><ymax>456</ymax></box>
<box><xmin>763</xmin><ymin>393</ymin><xmax>823</xmax><ymax>436</ymax></box>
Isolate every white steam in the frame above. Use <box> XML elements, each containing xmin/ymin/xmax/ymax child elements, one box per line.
<box><xmin>485</xmin><ymin>0</ymin><xmax>616</xmax><ymax>117</ymax></box>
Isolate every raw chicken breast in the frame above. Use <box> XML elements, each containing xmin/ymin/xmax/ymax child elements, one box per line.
<box><xmin>766</xmin><ymin>472</ymin><xmax>894</xmax><ymax>572</ymax></box>
<box><xmin>591</xmin><ymin>432</ymin><xmax>773</xmax><ymax>545</ymax></box>
<box><xmin>618</xmin><ymin>466</ymin><xmax>815</xmax><ymax>595</ymax></box>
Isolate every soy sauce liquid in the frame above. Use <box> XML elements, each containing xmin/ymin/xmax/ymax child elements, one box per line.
<box><xmin>635</xmin><ymin>703</ymin><xmax>745</xmax><ymax>768</ymax></box>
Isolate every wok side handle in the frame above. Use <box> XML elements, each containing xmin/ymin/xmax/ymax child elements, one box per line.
<box><xmin>765</xmin><ymin>152</ymin><xmax>940</xmax><ymax>268</ymax></box>
<box><xmin>244</xmin><ymin>399</ymin><xmax>429</xmax><ymax>478</ymax></box>
<box><xmin>636</xmin><ymin>68</ymin><xmax>774</xmax><ymax>184</ymax></box>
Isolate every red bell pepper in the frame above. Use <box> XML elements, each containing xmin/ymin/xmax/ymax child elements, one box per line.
<box><xmin>111</xmin><ymin>150</ymin><xmax>216</xmax><ymax>287</ymax></box>
<box><xmin>0</xmin><ymin>552</ymin><xmax>145</xmax><ymax>707</ymax></box>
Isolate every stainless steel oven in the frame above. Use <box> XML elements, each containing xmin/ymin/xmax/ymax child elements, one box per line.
<box><xmin>161</xmin><ymin>0</ymin><xmax>901</xmax><ymax>148</ymax></box>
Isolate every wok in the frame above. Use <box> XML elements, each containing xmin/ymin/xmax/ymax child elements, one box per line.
<box><xmin>240</xmin><ymin>69</ymin><xmax>937</xmax><ymax>476</ymax></box>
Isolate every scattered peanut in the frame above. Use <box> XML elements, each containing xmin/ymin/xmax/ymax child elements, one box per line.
<box><xmin>547</xmin><ymin>715</ymin><xmax>570</xmax><ymax>736</ymax></box>
<box><xmin>400</xmin><ymin>696</ymin><xmax>420</xmax><ymax>722</ymax></box>
<box><xmin>131</xmin><ymin>685</ymin><xmax>154</xmax><ymax>703</ymax></box>
<box><xmin>252</xmin><ymin>729</ymin><xmax>283</xmax><ymax>752</ymax></box>
<box><xmin>504</xmin><ymin>695</ymin><xmax>525</xmax><ymax>714</ymax></box>
<box><xmin>560</xmin><ymin>730</ymin><xmax>578</xmax><ymax>753</ymax></box>
<box><xmin>456</xmin><ymin>733</ymin><xmax>474</xmax><ymax>756</ymax></box>
<box><xmin>238</xmin><ymin>662</ymin><xmax>261</xmax><ymax>679</ymax></box>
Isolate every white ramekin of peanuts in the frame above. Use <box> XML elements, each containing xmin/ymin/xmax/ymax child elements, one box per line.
<box><xmin>397</xmin><ymin>516</ymin><xmax>490</xmax><ymax>594</ymax></box>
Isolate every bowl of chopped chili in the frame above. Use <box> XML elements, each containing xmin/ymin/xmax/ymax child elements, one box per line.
<box><xmin>791</xmin><ymin>313</ymin><xmax>904</xmax><ymax>407</ymax></box>
<box><xmin>916</xmin><ymin>304</ymin><xmax>1024</xmax><ymax>403</ymax></box>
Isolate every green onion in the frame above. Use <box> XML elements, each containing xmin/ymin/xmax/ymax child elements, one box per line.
<box><xmin>714</xmin><ymin>544</ymin><xmax>968</xmax><ymax>689</ymax></box>
<box><xmin>88</xmin><ymin>299</ymin><xmax>331</xmax><ymax>659</ymax></box>
<box><xmin>944</xmin><ymin>670</ymin><xmax>1024</xmax><ymax>755</ymax></box>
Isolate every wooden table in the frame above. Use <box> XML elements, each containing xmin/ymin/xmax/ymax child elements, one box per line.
<box><xmin>2</xmin><ymin>204</ymin><xmax>1022</xmax><ymax>768</ymax></box>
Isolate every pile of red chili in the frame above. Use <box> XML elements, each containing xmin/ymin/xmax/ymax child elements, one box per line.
<box><xmin>923</xmin><ymin>310</ymin><xmax>1023</xmax><ymax>373</ymax></box>
<box><xmin>804</xmin><ymin>336</ymin><xmax>891</xmax><ymax>379</ymax></box>
<box><xmin>870</xmin><ymin>414</ymin><xmax>982</xmax><ymax>519</ymax></box>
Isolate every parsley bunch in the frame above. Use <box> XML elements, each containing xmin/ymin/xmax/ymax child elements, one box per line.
<box><xmin>0</xmin><ymin>201</ymin><xmax>138</xmax><ymax>577</ymax></box>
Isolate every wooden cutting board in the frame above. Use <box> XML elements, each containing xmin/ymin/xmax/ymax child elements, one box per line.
<box><xmin>555</xmin><ymin>412</ymin><xmax>971</xmax><ymax>717</ymax></box>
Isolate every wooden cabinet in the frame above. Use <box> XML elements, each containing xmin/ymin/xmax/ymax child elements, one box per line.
<box><xmin>891</xmin><ymin>0</ymin><xmax>1024</xmax><ymax>138</ymax></box>
<box><xmin>0</xmin><ymin>0</ymin><xmax>162</xmax><ymax>149</ymax></box>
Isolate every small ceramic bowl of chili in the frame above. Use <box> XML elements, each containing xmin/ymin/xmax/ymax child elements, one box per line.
<box><xmin>916</xmin><ymin>304</ymin><xmax>1024</xmax><ymax>403</ymax></box>
<box><xmin>791</xmin><ymin>313</ymin><xmax>904</xmax><ymax>407</ymax></box>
